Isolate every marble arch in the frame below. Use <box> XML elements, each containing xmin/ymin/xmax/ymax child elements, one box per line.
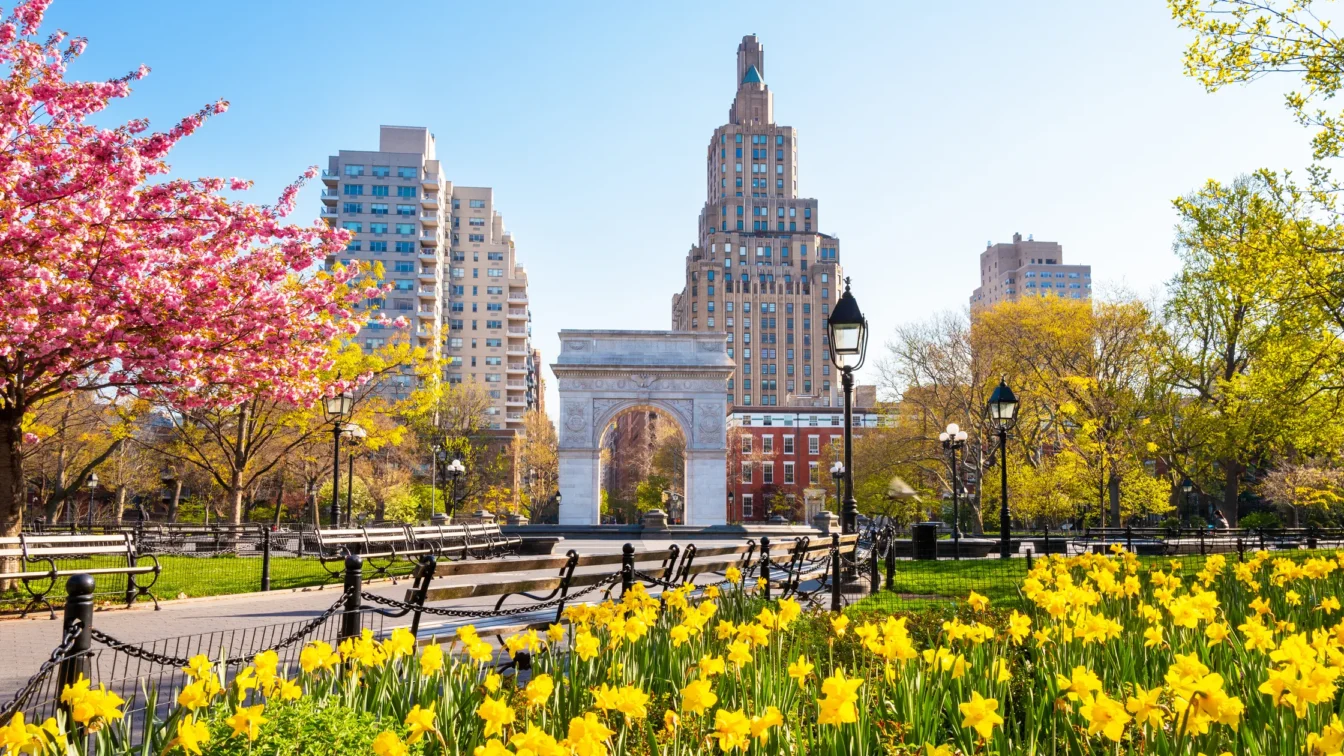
<box><xmin>552</xmin><ymin>330</ymin><xmax>734</xmax><ymax>526</ymax></box>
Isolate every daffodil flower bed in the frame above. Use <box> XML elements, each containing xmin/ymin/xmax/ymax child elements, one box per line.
<box><xmin>12</xmin><ymin>548</ymin><xmax>1344</xmax><ymax>754</ymax></box>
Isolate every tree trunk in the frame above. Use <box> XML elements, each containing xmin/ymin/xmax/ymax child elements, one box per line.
<box><xmin>228</xmin><ymin>474</ymin><xmax>245</xmax><ymax>525</ymax></box>
<box><xmin>1108</xmin><ymin>472</ymin><xmax>1122</xmax><ymax>527</ymax></box>
<box><xmin>168</xmin><ymin>480</ymin><xmax>183</xmax><ymax>522</ymax></box>
<box><xmin>114</xmin><ymin>486</ymin><xmax>128</xmax><ymax>525</ymax></box>
<box><xmin>272</xmin><ymin>472</ymin><xmax>285</xmax><ymax>529</ymax></box>
<box><xmin>1221</xmin><ymin>458</ymin><xmax>1240</xmax><ymax>527</ymax></box>
<box><xmin>0</xmin><ymin>405</ymin><xmax>26</xmax><ymax>589</ymax></box>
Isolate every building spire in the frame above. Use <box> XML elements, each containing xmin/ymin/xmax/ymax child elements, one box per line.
<box><xmin>736</xmin><ymin>35</ymin><xmax>764</xmax><ymax>89</ymax></box>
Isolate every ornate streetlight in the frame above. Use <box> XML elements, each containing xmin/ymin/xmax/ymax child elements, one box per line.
<box><xmin>323</xmin><ymin>392</ymin><xmax>354</xmax><ymax>526</ymax></box>
<box><xmin>985</xmin><ymin>378</ymin><xmax>1020</xmax><ymax>559</ymax></box>
<box><xmin>827</xmin><ymin>278</ymin><xmax>868</xmax><ymax>534</ymax></box>
<box><xmin>939</xmin><ymin>424</ymin><xmax>968</xmax><ymax>560</ymax></box>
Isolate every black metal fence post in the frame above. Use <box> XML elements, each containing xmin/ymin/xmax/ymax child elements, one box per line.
<box><xmin>339</xmin><ymin>555</ymin><xmax>363</xmax><ymax>643</ymax></box>
<box><xmin>1236</xmin><ymin>537</ymin><xmax>1245</xmax><ymax>561</ymax></box>
<box><xmin>1125</xmin><ymin>525</ymin><xmax>1133</xmax><ymax>554</ymax></box>
<box><xmin>57</xmin><ymin>574</ymin><xmax>94</xmax><ymax>720</ymax></box>
<box><xmin>1308</xmin><ymin>526</ymin><xmax>1319</xmax><ymax>550</ymax></box>
<box><xmin>409</xmin><ymin>554</ymin><xmax>437</xmax><ymax>638</ymax></box>
<box><xmin>1025</xmin><ymin>546</ymin><xmax>1034</xmax><ymax>571</ymax></box>
<box><xmin>868</xmin><ymin>536</ymin><xmax>880</xmax><ymax>594</ymax></box>
<box><xmin>884</xmin><ymin>526</ymin><xmax>895</xmax><ymax>593</ymax></box>
<box><xmin>620</xmin><ymin>543</ymin><xmax>634</xmax><ymax>597</ymax></box>
<box><xmin>260</xmin><ymin>526</ymin><xmax>272</xmax><ymax>592</ymax></box>
<box><xmin>1259</xmin><ymin>529</ymin><xmax>1266</xmax><ymax>551</ymax></box>
<box><xmin>829</xmin><ymin>534</ymin><xmax>842</xmax><ymax>613</ymax></box>
<box><xmin>1199</xmin><ymin>528</ymin><xmax>1206</xmax><ymax>556</ymax></box>
<box><xmin>760</xmin><ymin>537</ymin><xmax>771</xmax><ymax>601</ymax></box>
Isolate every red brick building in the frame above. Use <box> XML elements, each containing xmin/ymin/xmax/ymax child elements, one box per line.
<box><xmin>725</xmin><ymin>391</ymin><xmax>879</xmax><ymax>523</ymax></box>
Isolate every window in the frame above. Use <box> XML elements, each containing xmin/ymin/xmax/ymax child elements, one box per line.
<box><xmin>485</xmin><ymin>338</ymin><xmax>502</xmax><ymax>347</ymax></box>
<box><xmin>343</xmin><ymin>184</ymin><xmax>363</xmax><ymax>196</ymax></box>
<box><xmin>341</xmin><ymin>222</ymin><xmax>361</xmax><ymax>232</ymax></box>
<box><xmin>808</xmin><ymin>462</ymin><xmax>819</xmax><ymax>485</ymax></box>
<box><xmin>487</xmin><ymin>268</ymin><xmax>504</xmax><ymax>277</ymax></box>
<box><xmin>342</xmin><ymin>202</ymin><xmax>362</xmax><ymax>214</ymax></box>
<box><xmin>343</xmin><ymin>165</ymin><xmax>364</xmax><ymax>176</ymax></box>
<box><xmin>393</xmin><ymin>261</ymin><xmax>414</xmax><ymax>273</ymax></box>
<box><xmin>372</xmin><ymin>165</ymin><xmax>389</xmax><ymax>177</ymax></box>
<box><xmin>367</xmin><ymin>222</ymin><xmax>388</xmax><ymax>234</ymax></box>
<box><xmin>396</xmin><ymin>167</ymin><xmax>417</xmax><ymax>179</ymax></box>
<box><xmin>470</xmin><ymin>199</ymin><xmax>487</xmax><ymax>208</ymax></box>
<box><xmin>370</xmin><ymin>203</ymin><xmax>388</xmax><ymax>215</ymax></box>
<box><xmin>784</xmin><ymin>435</ymin><xmax>794</xmax><ymax>454</ymax></box>
<box><xmin>396</xmin><ymin>223</ymin><xmax>415</xmax><ymax>235</ymax></box>
<box><xmin>742</xmin><ymin>494</ymin><xmax>754</xmax><ymax>519</ymax></box>
<box><xmin>783</xmin><ymin>462</ymin><xmax>795</xmax><ymax>485</ymax></box>
<box><xmin>469</xmin><ymin>234</ymin><xmax>486</xmax><ymax>242</ymax></box>
<box><xmin>469</xmin><ymin>217</ymin><xmax>486</xmax><ymax>227</ymax></box>
<box><xmin>371</xmin><ymin>185</ymin><xmax>389</xmax><ymax>197</ymax></box>
<box><xmin>741</xmin><ymin>435</ymin><xmax>752</xmax><ymax>454</ymax></box>
<box><xmin>762</xmin><ymin>435</ymin><xmax>773</xmax><ymax>453</ymax></box>
<box><xmin>394</xmin><ymin>242</ymin><xmax>415</xmax><ymax>253</ymax></box>
<box><xmin>396</xmin><ymin>185</ymin><xmax>417</xmax><ymax>198</ymax></box>
<box><xmin>485</xmin><ymin>320</ymin><xmax>502</xmax><ymax>329</ymax></box>
<box><xmin>369</xmin><ymin>241</ymin><xmax>387</xmax><ymax>253</ymax></box>
<box><xmin>808</xmin><ymin>435</ymin><xmax>820</xmax><ymax>455</ymax></box>
<box><xmin>396</xmin><ymin>204</ymin><xmax>414</xmax><ymax>215</ymax></box>
<box><xmin>487</xmin><ymin>286</ymin><xmax>504</xmax><ymax>295</ymax></box>
<box><xmin>741</xmin><ymin>462</ymin><xmax>752</xmax><ymax>484</ymax></box>
<box><xmin>762</xmin><ymin>463</ymin><xmax>774</xmax><ymax>485</ymax></box>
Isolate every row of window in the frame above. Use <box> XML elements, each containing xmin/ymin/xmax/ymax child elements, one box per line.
<box><xmin>448</xmin><ymin>268</ymin><xmax>506</xmax><ymax>278</ymax></box>
<box><xmin>343</xmin><ymin>165</ymin><xmax>419</xmax><ymax>179</ymax></box>
<box><xmin>343</xmin><ymin>184</ymin><xmax>421</xmax><ymax>198</ymax></box>
<box><xmin>342</xmin><ymin>203</ymin><xmax>420</xmax><ymax>215</ymax></box>
<box><xmin>1023</xmin><ymin>271</ymin><xmax>1086</xmax><ymax>278</ymax></box>
<box><xmin>731</xmin><ymin>383</ymin><xmax>829</xmax><ymax>406</ymax></box>
<box><xmin>346</xmin><ymin>241</ymin><xmax>418</xmax><ymax>253</ymax></box>
<box><xmin>342</xmin><ymin>222</ymin><xmax>420</xmax><ymax>235</ymax></box>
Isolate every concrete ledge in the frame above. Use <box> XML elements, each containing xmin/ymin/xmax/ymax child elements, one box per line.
<box><xmin>503</xmin><ymin>523</ymin><xmax>824</xmax><ymax>540</ymax></box>
<box><xmin>518</xmin><ymin>536</ymin><xmax>564</xmax><ymax>555</ymax></box>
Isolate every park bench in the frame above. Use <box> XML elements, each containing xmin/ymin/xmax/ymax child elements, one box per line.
<box><xmin>312</xmin><ymin>527</ymin><xmax>432</xmax><ymax>579</ymax></box>
<box><xmin>0</xmin><ymin>532</ymin><xmax>160</xmax><ymax>618</ymax></box>
<box><xmin>405</xmin><ymin>524</ymin><xmax>474</xmax><ymax>560</ymax></box>
<box><xmin>464</xmin><ymin>522</ymin><xmax>520</xmax><ymax>557</ymax></box>
<box><xmin>376</xmin><ymin>534</ymin><xmax>857</xmax><ymax>643</ymax></box>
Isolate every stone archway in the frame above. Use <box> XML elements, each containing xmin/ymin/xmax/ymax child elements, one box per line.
<box><xmin>552</xmin><ymin>330</ymin><xmax>734</xmax><ymax>526</ymax></box>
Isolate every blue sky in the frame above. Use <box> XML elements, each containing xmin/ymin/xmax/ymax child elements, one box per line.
<box><xmin>47</xmin><ymin>1</ymin><xmax>1311</xmax><ymax>415</ymax></box>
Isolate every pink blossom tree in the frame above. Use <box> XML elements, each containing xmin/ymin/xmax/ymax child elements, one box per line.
<box><xmin>0</xmin><ymin>0</ymin><xmax>371</xmax><ymax>539</ymax></box>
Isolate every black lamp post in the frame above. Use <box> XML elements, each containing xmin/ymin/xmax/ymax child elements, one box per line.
<box><xmin>827</xmin><ymin>278</ymin><xmax>868</xmax><ymax>535</ymax></box>
<box><xmin>1180</xmin><ymin>476</ymin><xmax>1194</xmax><ymax>523</ymax></box>
<box><xmin>342</xmin><ymin>423</ymin><xmax>366</xmax><ymax>526</ymax></box>
<box><xmin>939</xmin><ymin>423</ymin><xmax>968</xmax><ymax>559</ymax></box>
<box><xmin>444</xmin><ymin>458</ymin><xmax>465</xmax><ymax>517</ymax></box>
<box><xmin>86</xmin><ymin>473</ymin><xmax>99</xmax><ymax>527</ymax></box>
<box><xmin>985</xmin><ymin>378</ymin><xmax>1020</xmax><ymax>559</ymax></box>
<box><xmin>430</xmin><ymin>443</ymin><xmax>444</xmax><ymax>520</ymax></box>
<box><xmin>323</xmin><ymin>392</ymin><xmax>354</xmax><ymax>526</ymax></box>
<box><xmin>830</xmin><ymin>462</ymin><xmax>845</xmax><ymax>516</ymax></box>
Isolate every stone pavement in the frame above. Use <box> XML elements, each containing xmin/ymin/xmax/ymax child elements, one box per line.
<box><xmin>0</xmin><ymin>538</ymin><xmax>689</xmax><ymax>697</ymax></box>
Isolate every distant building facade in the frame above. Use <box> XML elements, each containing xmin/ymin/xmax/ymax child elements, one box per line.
<box><xmin>970</xmin><ymin>232</ymin><xmax>1092</xmax><ymax>309</ymax></box>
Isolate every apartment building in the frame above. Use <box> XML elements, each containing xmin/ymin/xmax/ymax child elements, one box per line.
<box><xmin>671</xmin><ymin>35</ymin><xmax>844</xmax><ymax>410</ymax></box>
<box><xmin>969</xmin><ymin>232</ymin><xmax>1092</xmax><ymax>309</ymax></box>
<box><xmin>322</xmin><ymin>127</ymin><xmax>538</xmax><ymax>429</ymax></box>
<box><xmin>321</xmin><ymin>126</ymin><xmax>447</xmax><ymax>402</ymax></box>
<box><xmin>726</xmin><ymin>389</ymin><xmax>879</xmax><ymax>523</ymax></box>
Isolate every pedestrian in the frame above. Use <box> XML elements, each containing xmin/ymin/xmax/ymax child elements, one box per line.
<box><xmin>1212</xmin><ymin>510</ymin><xmax>1229</xmax><ymax>530</ymax></box>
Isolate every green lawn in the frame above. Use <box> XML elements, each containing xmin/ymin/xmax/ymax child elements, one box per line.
<box><xmin>0</xmin><ymin>554</ymin><xmax>418</xmax><ymax>613</ymax></box>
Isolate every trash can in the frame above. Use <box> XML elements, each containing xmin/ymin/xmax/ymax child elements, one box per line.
<box><xmin>912</xmin><ymin>522</ymin><xmax>939</xmax><ymax>561</ymax></box>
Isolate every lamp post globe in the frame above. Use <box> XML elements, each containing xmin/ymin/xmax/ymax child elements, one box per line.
<box><xmin>984</xmin><ymin>377</ymin><xmax>1020</xmax><ymax>559</ymax></box>
<box><xmin>1179</xmin><ymin>476</ymin><xmax>1194</xmax><ymax>522</ymax></box>
<box><xmin>827</xmin><ymin>278</ymin><xmax>867</xmax><ymax>535</ymax></box>
<box><xmin>940</xmin><ymin>423</ymin><xmax>968</xmax><ymax>559</ymax></box>
<box><xmin>85</xmin><ymin>472</ymin><xmax>99</xmax><ymax>526</ymax></box>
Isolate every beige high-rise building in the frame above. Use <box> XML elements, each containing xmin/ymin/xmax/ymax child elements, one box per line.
<box><xmin>671</xmin><ymin>35</ymin><xmax>844</xmax><ymax>410</ymax></box>
<box><xmin>970</xmin><ymin>232</ymin><xmax>1092</xmax><ymax>309</ymax></box>
<box><xmin>322</xmin><ymin>126</ymin><xmax>447</xmax><ymax>402</ymax></box>
<box><xmin>445</xmin><ymin>186</ymin><xmax>536</xmax><ymax>431</ymax></box>
<box><xmin>322</xmin><ymin>126</ymin><xmax>538</xmax><ymax>429</ymax></box>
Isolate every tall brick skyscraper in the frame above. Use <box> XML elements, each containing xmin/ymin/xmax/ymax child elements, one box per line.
<box><xmin>671</xmin><ymin>35</ymin><xmax>844</xmax><ymax>410</ymax></box>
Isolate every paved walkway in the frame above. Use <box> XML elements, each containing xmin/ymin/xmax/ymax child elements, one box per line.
<box><xmin>0</xmin><ymin>539</ymin><xmax>693</xmax><ymax>697</ymax></box>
